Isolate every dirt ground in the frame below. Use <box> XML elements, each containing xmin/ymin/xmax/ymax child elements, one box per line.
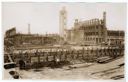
<box><xmin>13</xmin><ymin>57</ymin><xmax>124</xmax><ymax>80</ymax></box>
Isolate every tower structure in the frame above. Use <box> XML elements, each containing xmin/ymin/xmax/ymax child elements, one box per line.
<box><xmin>103</xmin><ymin>12</ymin><xmax>106</xmax><ymax>27</ymax></box>
<box><xmin>59</xmin><ymin>7</ymin><xmax>67</xmax><ymax>39</ymax></box>
<box><xmin>103</xmin><ymin>11</ymin><xmax>107</xmax><ymax>43</ymax></box>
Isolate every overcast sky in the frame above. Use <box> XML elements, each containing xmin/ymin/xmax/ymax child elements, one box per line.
<box><xmin>2</xmin><ymin>2</ymin><xmax>126</xmax><ymax>35</ymax></box>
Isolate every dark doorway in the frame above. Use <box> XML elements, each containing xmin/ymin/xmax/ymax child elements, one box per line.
<box><xmin>19</xmin><ymin>60</ymin><xmax>25</xmax><ymax>70</ymax></box>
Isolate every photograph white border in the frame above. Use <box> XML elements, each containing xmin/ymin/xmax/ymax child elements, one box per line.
<box><xmin>0</xmin><ymin>0</ymin><xmax>127</xmax><ymax>82</ymax></box>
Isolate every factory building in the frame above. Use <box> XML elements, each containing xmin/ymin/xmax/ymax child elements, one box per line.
<box><xmin>63</xmin><ymin>10</ymin><xmax>124</xmax><ymax>46</ymax></box>
<box><xmin>5</xmin><ymin>7</ymin><xmax>125</xmax><ymax>47</ymax></box>
<box><xmin>65</xmin><ymin>12</ymin><xmax>108</xmax><ymax>45</ymax></box>
<box><xmin>107</xmin><ymin>30</ymin><xmax>124</xmax><ymax>46</ymax></box>
<box><xmin>4</xmin><ymin>27</ymin><xmax>61</xmax><ymax>48</ymax></box>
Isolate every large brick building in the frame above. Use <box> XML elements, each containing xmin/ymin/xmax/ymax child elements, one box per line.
<box><xmin>65</xmin><ymin>12</ymin><xmax>124</xmax><ymax>46</ymax></box>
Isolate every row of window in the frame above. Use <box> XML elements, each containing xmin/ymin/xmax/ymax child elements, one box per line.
<box><xmin>84</xmin><ymin>37</ymin><xmax>104</xmax><ymax>43</ymax></box>
<box><xmin>80</xmin><ymin>25</ymin><xmax>104</xmax><ymax>30</ymax></box>
<box><xmin>85</xmin><ymin>32</ymin><xmax>104</xmax><ymax>36</ymax></box>
<box><xmin>108</xmin><ymin>32</ymin><xmax>124</xmax><ymax>36</ymax></box>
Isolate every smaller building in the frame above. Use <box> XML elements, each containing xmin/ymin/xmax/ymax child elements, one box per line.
<box><xmin>4</xmin><ymin>28</ymin><xmax>61</xmax><ymax>48</ymax></box>
<box><xmin>107</xmin><ymin>30</ymin><xmax>124</xmax><ymax>46</ymax></box>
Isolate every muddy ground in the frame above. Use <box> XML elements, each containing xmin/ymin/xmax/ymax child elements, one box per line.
<box><xmin>12</xmin><ymin>57</ymin><xmax>125</xmax><ymax>80</ymax></box>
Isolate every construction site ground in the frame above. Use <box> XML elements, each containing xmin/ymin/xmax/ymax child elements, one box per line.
<box><xmin>13</xmin><ymin>56</ymin><xmax>125</xmax><ymax>80</ymax></box>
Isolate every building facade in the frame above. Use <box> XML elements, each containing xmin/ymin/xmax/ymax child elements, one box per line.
<box><xmin>65</xmin><ymin>12</ymin><xmax>124</xmax><ymax>46</ymax></box>
<box><xmin>66</xmin><ymin>12</ymin><xmax>107</xmax><ymax>45</ymax></box>
<box><xmin>4</xmin><ymin>28</ymin><xmax>61</xmax><ymax>48</ymax></box>
<box><xmin>107</xmin><ymin>30</ymin><xmax>124</xmax><ymax>46</ymax></box>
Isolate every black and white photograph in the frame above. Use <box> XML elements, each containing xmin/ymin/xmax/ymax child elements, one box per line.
<box><xmin>2</xmin><ymin>2</ymin><xmax>126</xmax><ymax>80</ymax></box>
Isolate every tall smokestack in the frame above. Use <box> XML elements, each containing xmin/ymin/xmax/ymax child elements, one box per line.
<box><xmin>103</xmin><ymin>11</ymin><xmax>106</xmax><ymax>27</ymax></box>
<box><xmin>103</xmin><ymin>11</ymin><xmax>107</xmax><ymax>43</ymax></box>
<box><xmin>28</xmin><ymin>23</ymin><xmax>31</xmax><ymax>34</ymax></box>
